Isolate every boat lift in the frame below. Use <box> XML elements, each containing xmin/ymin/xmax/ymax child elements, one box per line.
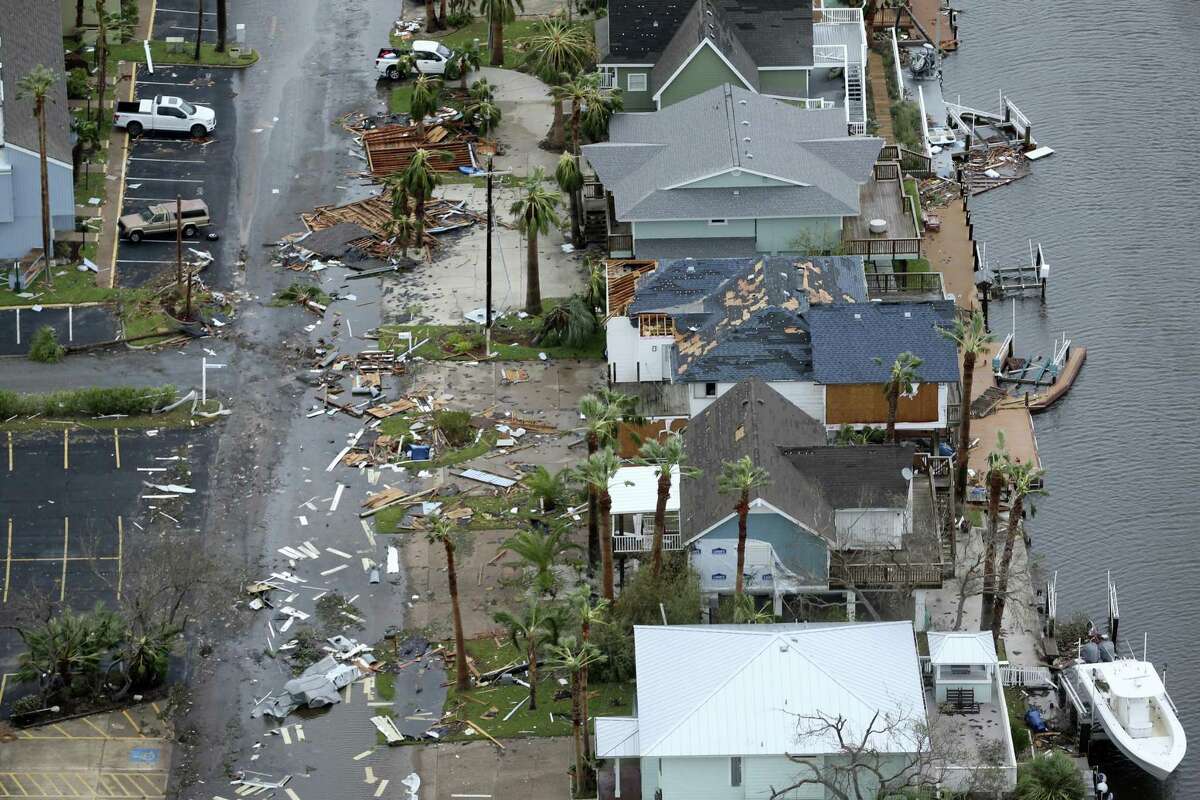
<box><xmin>976</xmin><ymin>240</ymin><xmax>1050</xmax><ymax>300</ymax></box>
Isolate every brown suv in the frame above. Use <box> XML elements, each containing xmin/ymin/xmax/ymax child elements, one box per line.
<box><xmin>119</xmin><ymin>199</ymin><xmax>211</xmax><ymax>242</ymax></box>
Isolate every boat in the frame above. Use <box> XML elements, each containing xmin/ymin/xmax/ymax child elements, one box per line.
<box><xmin>1067</xmin><ymin>657</ymin><xmax>1186</xmax><ymax>780</ymax></box>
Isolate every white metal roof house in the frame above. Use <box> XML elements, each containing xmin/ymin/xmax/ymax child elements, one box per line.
<box><xmin>595</xmin><ymin>622</ymin><xmax>929</xmax><ymax>800</ymax></box>
<box><xmin>0</xmin><ymin>6</ymin><xmax>76</xmax><ymax>261</ymax></box>
<box><xmin>609</xmin><ymin>465</ymin><xmax>682</xmax><ymax>556</ymax></box>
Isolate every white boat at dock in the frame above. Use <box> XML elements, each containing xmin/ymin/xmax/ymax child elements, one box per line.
<box><xmin>1066</xmin><ymin>658</ymin><xmax>1185</xmax><ymax>780</ymax></box>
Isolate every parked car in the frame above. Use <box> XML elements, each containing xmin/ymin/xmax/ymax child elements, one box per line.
<box><xmin>113</xmin><ymin>95</ymin><xmax>216</xmax><ymax>138</ymax></box>
<box><xmin>119</xmin><ymin>199</ymin><xmax>211</xmax><ymax>242</ymax></box>
<box><xmin>375</xmin><ymin>42</ymin><xmax>457</xmax><ymax>80</ymax></box>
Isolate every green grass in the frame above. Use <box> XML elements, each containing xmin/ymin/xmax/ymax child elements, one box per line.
<box><xmin>439</xmin><ymin>638</ymin><xmax>634</xmax><ymax>741</ymax></box>
<box><xmin>106</xmin><ymin>40</ymin><xmax>258</xmax><ymax>68</ymax></box>
<box><xmin>376</xmin><ymin>672</ymin><xmax>396</xmax><ymax>702</ymax></box>
<box><xmin>119</xmin><ymin>289</ymin><xmax>177</xmax><ymax>343</ymax></box>
<box><xmin>391</xmin><ymin>19</ymin><xmax>550</xmax><ymax>69</ymax></box>
<box><xmin>389</xmin><ymin>84</ymin><xmax>415</xmax><ymax>115</ymax></box>
<box><xmin>903</xmin><ymin>177</ymin><xmax>923</xmax><ymax>225</ymax></box>
<box><xmin>375</xmin><ymin>489</ymin><xmax>537</xmax><ymax>534</ymax></box>
<box><xmin>0</xmin><ymin>400</ymin><xmax>222</xmax><ymax>433</ymax></box>
<box><xmin>74</xmin><ymin>168</ymin><xmax>110</xmax><ymax>207</ymax></box>
<box><xmin>890</xmin><ymin>99</ymin><xmax>923</xmax><ymax>153</ymax></box>
<box><xmin>0</xmin><ymin>267</ymin><xmax>118</xmax><ymax>308</ymax></box>
<box><xmin>967</xmin><ymin>508</ymin><xmax>984</xmax><ymax>528</ymax></box>
<box><xmin>1003</xmin><ymin>685</ymin><xmax>1033</xmax><ymax>759</ymax></box>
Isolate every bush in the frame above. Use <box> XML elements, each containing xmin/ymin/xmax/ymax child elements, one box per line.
<box><xmin>891</xmin><ymin>99</ymin><xmax>923</xmax><ymax>152</ymax></box>
<box><xmin>67</xmin><ymin>68</ymin><xmax>92</xmax><ymax>100</ymax></box>
<box><xmin>433</xmin><ymin>409</ymin><xmax>474</xmax><ymax>447</ymax></box>
<box><xmin>0</xmin><ymin>385</ymin><xmax>177</xmax><ymax>418</ymax></box>
<box><xmin>445</xmin><ymin>9</ymin><xmax>473</xmax><ymax>27</ymax></box>
<box><xmin>11</xmin><ymin>694</ymin><xmax>45</xmax><ymax>716</ymax></box>
<box><xmin>1010</xmin><ymin>717</ymin><xmax>1032</xmax><ymax>755</ymax></box>
<box><xmin>28</xmin><ymin>326</ymin><xmax>65</xmax><ymax>363</ymax></box>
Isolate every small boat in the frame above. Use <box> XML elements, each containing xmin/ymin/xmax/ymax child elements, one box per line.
<box><xmin>1068</xmin><ymin>657</ymin><xmax>1186</xmax><ymax>780</ymax></box>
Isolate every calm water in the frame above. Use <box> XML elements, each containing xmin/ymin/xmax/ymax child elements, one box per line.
<box><xmin>940</xmin><ymin>4</ymin><xmax>1200</xmax><ymax>795</ymax></box>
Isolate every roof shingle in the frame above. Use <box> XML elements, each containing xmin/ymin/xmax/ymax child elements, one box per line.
<box><xmin>0</xmin><ymin>3</ymin><xmax>72</xmax><ymax>163</ymax></box>
<box><xmin>808</xmin><ymin>301</ymin><xmax>961</xmax><ymax>384</ymax></box>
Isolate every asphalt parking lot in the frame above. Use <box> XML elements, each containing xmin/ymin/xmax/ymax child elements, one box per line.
<box><xmin>153</xmin><ymin>0</ymin><xmax>221</xmax><ymax>45</ymax></box>
<box><xmin>0</xmin><ymin>427</ymin><xmax>213</xmax><ymax>713</ymax></box>
<box><xmin>0</xmin><ymin>305</ymin><xmax>121</xmax><ymax>356</ymax></box>
<box><xmin>115</xmin><ymin>63</ymin><xmax>236</xmax><ymax>289</ymax></box>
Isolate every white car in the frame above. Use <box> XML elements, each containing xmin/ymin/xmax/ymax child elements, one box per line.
<box><xmin>375</xmin><ymin>41</ymin><xmax>457</xmax><ymax>80</ymax></box>
<box><xmin>113</xmin><ymin>95</ymin><xmax>216</xmax><ymax>138</ymax></box>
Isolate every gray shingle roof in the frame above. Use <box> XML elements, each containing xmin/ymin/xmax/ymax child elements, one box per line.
<box><xmin>634</xmin><ymin>236</ymin><xmax>758</xmax><ymax>260</ymax></box>
<box><xmin>681</xmin><ymin>380</ymin><xmax>832</xmax><ymax>539</ymax></box>
<box><xmin>584</xmin><ymin>85</ymin><xmax>883</xmax><ymax>222</ymax></box>
<box><xmin>649</xmin><ymin>0</ymin><xmax>759</xmax><ymax>96</ymax></box>
<box><xmin>781</xmin><ymin>444</ymin><xmax>916</xmax><ymax>508</ymax></box>
<box><xmin>807</xmin><ymin>301</ymin><xmax>961</xmax><ymax>384</ymax></box>
<box><xmin>0</xmin><ymin>3</ymin><xmax>72</xmax><ymax>163</ymax></box>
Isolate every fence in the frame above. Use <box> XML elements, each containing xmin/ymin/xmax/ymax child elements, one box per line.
<box><xmin>1000</xmin><ymin>664</ymin><xmax>1055</xmax><ymax>688</ymax></box>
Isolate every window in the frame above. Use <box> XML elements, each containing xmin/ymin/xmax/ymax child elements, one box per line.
<box><xmin>708</xmin><ymin>219</ymin><xmax>728</xmax><ymax>226</ymax></box>
<box><xmin>705</xmin><ymin>382</ymin><xmax>717</xmax><ymax>397</ymax></box>
<box><xmin>626</xmin><ymin>72</ymin><xmax>647</xmax><ymax>92</ymax></box>
<box><xmin>436</xmin><ymin>44</ymin><xmax>453</xmax><ymax>58</ymax></box>
<box><xmin>730</xmin><ymin>757</ymin><xmax>742</xmax><ymax>787</ymax></box>
<box><xmin>179</xmin><ymin>100</ymin><xmax>197</xmax><ymax>115</ymax></box>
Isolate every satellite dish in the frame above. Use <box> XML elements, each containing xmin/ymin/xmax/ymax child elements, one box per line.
<box><xmin>901</xmin><ymin>467</ymin><xmax>914</xmax><ymax>481</ymax></box>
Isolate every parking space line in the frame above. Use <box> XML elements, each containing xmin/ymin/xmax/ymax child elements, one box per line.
<box><xmin>170</xmin><ymin>24</ymin><xmax>216</xmax><ymax>32</ymax></box>
<box><xmin>64</xmin><ymin>428</ymin><xmax>69</xmax><ymax>469</ymax></box>
<box><xmin>8</xmin><ymin>556</ymin><xmax>119</xmax><ymax>563</ymax></box>
<box><xmin>7</xmin><ymin>431</ymin><xmax>12</xmax><ymax>470</ymax></box>
<box><xmin>114</xmin><ymin>429</ymin><xmax>121</xmax><ymax>469</ymax></box>
<box><xmin>126</xmin><ymin>176</ymin><xmax>205</xmax><ymax>183</ymax></box>
<box><xmin>117</xmin><ymin>516</ymin><xmax>124</xmax><ymax>600</ymax></box>
<box><xmin>4</xmin><ymin>518</ymin><xmax>11</xmax><ymax>603</ymax></box>
<box><xmin>137</xmin><ymin>80</ymin><xmax>204</xmax><ymax>86</ymax></box>
<box><xmin>121</xmin><ymin>709</ymin><xmax>143</xmax><ymax>735</ymax></box>
<box><xmin>125</xmin><ymin>196</ymin><xmax>188</xmax><ymax>202</ymax></box>
<box><xmin>117</xmin><ymin>260</ymin><xmax>180</xmax><ymax>264</ymax></box>
<box><xmin>129</xmin><ymin>157</ymin><xmax>206</xmax><ymax>164</ymax></box>
<box><xmin>82</xmin><ymin>716</ymin><xmax>110</xmax><ymax>737</ymax></box>
<box><xmin>60</xmin><ymin>517</ymin><xmax>69</xmax><ymax>602</ymax></box>
<box><xmin>158</xmin><ymin>6</ymin><xmax>213</xmax><ymax>13</ymax></box>
<box><xmin>52</xmin><ymin>724</ymin><xmax>75</xmax><ymax>739</ymax></box>
<box><xmin>0</xmin><ymin>673</ymin><xmax>12</xmax><ymax>706</ymax></box>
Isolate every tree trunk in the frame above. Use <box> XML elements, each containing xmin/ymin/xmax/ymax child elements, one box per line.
<box><xmin>439</xmin><ymin>0</ymin><xmax>448</xmax><ymax>28</ymax></box>
<box><xmin>547</xmin><ymin>98</ymin><xmax>565</xmax><ymax>150</ymax></box>
<box><xmin>75</xmin><ymin>0</ymin><xmax>84</xmax><ymax>31</ymax></box>
<box><xmin>524</xmin><ymin>226</ymin><xmax>541</xmax><ymax>315</ymax></box>
<box><xmin>571</xmin><ymin>104</ymin><xmax>583</xmax><ymax>154</ymax></box>
<box><xmin>599</xmin><ymin>491</ymin><xmax>614</xmax><ymax>600</ymax></box>
<box><xmin>980</xmin><ymin>467</ymin><xmax>1003</xmax><ymax>631</ymax></box>
<box><xmin>194</xmin><ymin>0</ymin><xmax>203</xmax><ymax>61</ymax></box>
<box><xmin>414</xmin><ymin>190</ymin><xmax>427</xmax><ymax>257</ymax></box>
<box><xmin>650</xmin><ymin>470</ymin><xmax>669</xmax><ymax>576</ymax></box>
<box><xmin>580</xmin><ymin>622</ymin><xmax>592</xmax><ymax>762</ymax></box>
<box><xmin>95</xmin><ymin>0</ymin><xmax>108</xmax><ymax>126</ymax></box>
<box><xmin>567</xmin><ymin>186</ymin><xmax>583</xmax><ymax>248</ymax></box>
<box><xmin>445</xmin><ymin>541</ymin><xmax>471</xmax><ymax>691</ymax></box>
<box><xmin>527</xmin><ymin>642</ymin><xmax>539</xmax><ymax>710</ymax></box>
<box><xmin>425</xmin><ymin>0</ymin><xmax>439</xmax><ymax>32</ymax></box>
<box><xmin>36</xmin><ymin>104</ymin><xmax>54</xmax><ymax>285</ymax></box>
<box><xmin>991</xmin><ymin>494</ymin><xmax>1023</xmax><ymax>643</ymax></box>
<box><xmin>886</xmin><ymin>391</ymin><xmax>899</xmax><ymax>442</ymax></box>
<box><xmin>734</xmin><ymin>495</ymin><xmax>749</xmax><ymax>596</ymax></box>
<box><xmin>571</xmin><ymin>671</ymin><xmax>585</xmax><ymax>794</ymax></box>
<box><xmin>955</xmin><ymin>350</ymin><xmax>976</xmax><ymax>504</ymax></box>
<box><xmin>489</xmin><ymin>16</ymin><xmax>504</xmax><ymax>67</ymax></box>
<box><xmin>586</xmin><ymin>433</ymin><xmax>599</xmax><ymax>572</ymax></box>
<box><xmin>216</xmin><ymin>0</ymin><xmax>227</xmax><ymax>52</ymax></box>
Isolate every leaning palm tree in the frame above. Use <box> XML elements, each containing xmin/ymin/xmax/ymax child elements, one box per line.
<box><xmin>17</xmin><ymin>66</ymin><xmax>59</xmax><ymax>288</ymax></box>
<box><xmin>509</xmin><ymin>167</ymin><xmax>563</xmax><ymax>315</ymax></box>
<box><xmin>400</xmin><ymin>149</ymin><xmax>442</xmax><ymax>257</ymax></box>
<box><xmin>940</xmin><ymin>311</ymin><xmax>994</xmax><ymax>504</ymax></box>
<box><xmin>451</xmin><ymin>41</ymin><xmax>483</xmax><ymax>90</ymax></box>
<box><xmin>410</xmin><ymin>75</ymin><xmax>444</xmax><ymax>139</ymax></box>
<box><xmin>980</xmin><ymin>432</ymin><xmax>1009</xmax><ymax>631</ymax></box>
<box><xmin>575</xmin><ymin>447</ymin><xmax>621</xmax><ymax>600</ymax></box>
<box><xmin>566</xmin><ymin>586</ymin><xmax>608</xmax><ymax>764</ymax></box>
<box><xmin>636</xmin><ymin>433</ymin><xmax>701</xmax><ymax>576</ymax></box>
<box><xmin>582</xmin><ymin>85</ymin><xmax>623</xmax><ymax>141</ymax></box>
<box><xmin>493</xmin><ymin>596</ymin><xmax>559</xmax><ymax>710</ymax></box>
<box><xmin>428</xmin><ymin>514</ymin><xmax>471</xmax><ymax>691</ymax></box>
<box><xmin>546</xmin><ymin>637</ymin><xmax>606</xmax><ymax>795</ymax></box>
<box><xmin>991</xmin><ymin>461</ymin><xmax>1046</xmax><ymax>642</ymax></box>
<box><xmin>561</xmin><ymin>73</ymin><xmax>601</xmax><ymax>153</ymax></box>
<box><xmin>718</xmin><ymin>456</ymin><xmax>771</xmax><ymax>597</ymax></box>
<box><xmin>524</xmin><ymin>19</ymin><xmax>594</xmax><ymax>148</ymax></box>
<box><xmin>883</xmin><ymin>351</ymin><xmax>924</xmax><ymax>443</ymax></box>
<box><xmin>578</xmin><ymin>394</ymin><xmax>619</xmax><ymax>569</ymax></box>
<box><xmin>477</xmin><ymin>0</ymin><xmax>524</xmax><ymax>66</ymax></box>
<box><xmin>1015</xmin><ymin>751</ymin><xmax>1085</xmax><ymax>800</ymax></box>
<box><xmin>555</xmin><ymin>152</ymin><xmax>584</xmax><ymax>247</ymax></box>
<box><xmin>504</xmin><ymin>522</ymin><xmax>581</xmax><ymax>596</ymax></box>
<box><xmin>382</xmin><ymin>172</ymin><xmax>413</xmax><ymax>254</ymax></box>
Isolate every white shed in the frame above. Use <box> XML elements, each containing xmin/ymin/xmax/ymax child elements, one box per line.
<box><xmin>608</xmin><ymin>465</ymin><xmax>681</xmax><ymax>554</ymax></box>
<box><xmin>927</xmin><ymin>631</ymin><xmax>999</xmax><ymax>704</ymax></box>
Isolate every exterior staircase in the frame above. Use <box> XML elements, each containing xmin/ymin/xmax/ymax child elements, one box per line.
<box><xmin>846</xmin><ymin>61</ymin><xmax>867</xmax><ymax>135</ymax></box>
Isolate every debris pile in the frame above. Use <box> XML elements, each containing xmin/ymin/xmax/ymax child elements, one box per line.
<box><xmin>958</xmin><ymin>145</ymin><xmax>1031</xmax><ymax>195</ymax></box>
<box><xmin>252</xmin><ymin>636</ymin><xmax>382</xmax><ymax>719</ymax></box>
<box><xmin>294</xmin><ymin>192</ymin><xmax>483</xmax><ymax>260</ymax></box>
<box><xmin>362</xmin><ymin>123</ymin><xmax>485</xmax><ymax>177</ymax></box>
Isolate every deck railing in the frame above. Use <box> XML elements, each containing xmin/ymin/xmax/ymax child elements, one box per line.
<box><xmin>613</xmin><ymin>532</ymin><xmax>682</xmax><ymax>554</ymax></box>
<box><xmin>608</xmin><ymin>233</ymin><xmax>634</xmax><ymax>256</ymax></box>
<box><xmin>813</xmin><ymin>6</ymin><xmax>862</xmax><ymax>24</ymax></box>
<box><xmin>843</xmin><ymin>237</ymin><xmax>923</xmax><ymax>258</ymax></box>
<box><xmin>832</xmin><ymin>561</ymin><xmax>944</xmax><ymax>588</ymax></box>
<box><xmin>864</xmin><ymin>270</ymin><xmax>945</xmax><ymax>296</ymax></box>
<box><xmin>999</xmin><ymin>664</ymin><xmax>1055</xmax><ymax>688</ymax></box>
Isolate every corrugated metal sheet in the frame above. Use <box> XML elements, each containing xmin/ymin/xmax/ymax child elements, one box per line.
<box><xmin>609</xmin><ymin>466</ymin><xmax>680</xmax><ymax>515</ymax></box>
<box><xmin>927</xmin><ymin>631</ymin><xmax>998</xmax><ymax>666</ymax></box>
<box><xmin>595</xmin><ymin>716</ymin><xmax>641</xmax><ymax>757</ymax></box>
<box><xmin>629</xmin><ymin>622</ymin><xmax>926</xmax><ymax>757</ymax></box>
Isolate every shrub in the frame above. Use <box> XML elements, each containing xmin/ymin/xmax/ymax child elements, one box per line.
<box><xmin>28</xmin><ymin>326</ymin><xmax>65</xmax><ymax>363</ymax></box>
<box><xmin>0</xmin><ymin>385</ymin><xmax>177</xmax><ymax>418</ymax></box>
<box><xmin>891</xmin><ymin>99</ymin><xmax>923</xmax><ymax>152</ymax></box>
<box><xmin>433</xmin><ymin>409</ymin><xmax>474</xmax><ymax>447</ymax></box>
<box><xmin>67</xmin><ymin>68</ymin><xmax>92</xmax><ymax>100</ymax></box>
<box><xmin>1010</xmin><ymin>717</ymin><xmax>1032</xmax><ymax>755</ymax></box>
<box><xmin>11</xmin><ymin>694</ymin><xmax>45</xmax><ymax>716</ymax></box>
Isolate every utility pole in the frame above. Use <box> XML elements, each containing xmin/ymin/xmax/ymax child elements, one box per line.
<box><xmin>485</xmin><ymin>155</ymin><xmax>494</xmax><ymax>357</ymax></box>
<box><xmin>194</xmin><ymin>0</ymin><xmax>203</xmax><ymax>61</ymax></box>
<box><xmin>175</xmin><ymin>195</ymin><xmax>183</xmax><ymax>299</ymax></box>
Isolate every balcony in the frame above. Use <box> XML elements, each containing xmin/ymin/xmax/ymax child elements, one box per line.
<box><xmin>864</xmin><ymin>270</ymin><xmax>946</xmax><ymax>302</ymax></box>
<box><xmin>613</xmin><ymin>532</ymin><xmax>682</xmax><ymax>554</ymax></box>
<box><xmin>842</xmin><ymin>166</ymin><xmax>923</xmax><ymax>261</ymax></box>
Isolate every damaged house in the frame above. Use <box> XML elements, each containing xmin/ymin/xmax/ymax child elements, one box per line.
<box><xmin>604</xmin><ymin>255</ymin><xmax>961</xmax><ymax>434</ymax></box>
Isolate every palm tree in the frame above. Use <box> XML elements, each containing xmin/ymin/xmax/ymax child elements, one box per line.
<box><xmin>470</xmin><ymin>77</ymin><xmax>495</xmax><ymax>103</ymax></box>
<box><xmin>582</xmin><ymin>85</ymin><xmax>623</xmax><ymax>141</ymax></box>
<box><xmin>941</xmin><ymin>311</ymin><xmax>993</xmax><ymax>505</ymax></box>
<box><xmin>493</xmin><ymin>596</ymin><xmax>559</xmax><ymax>710</ymax></box>
<box><xmin>718</xmin><ymin>456</ymin><xmax>771</xmax><ymax>597</ymax></box>
<box><xmin>382</xmin><ymin>173</ymin><xmax>412</xmax><ymax>253</ymax></box>
<box><xmin>122</xmin><ymin>624</ymin><xmax>179</xmax><ymax>688</ymax></box>
<box><xmin>94</xmin><ymin>0</ymin><xmax>108</xmax><ymax>124</ymax></box>
<box><xmin>400</xmin><ymin>149</ymin><xmax>442</xmax><ymax>258</ymax></box>
<box><xmin>477</xmin><ymin>0</ymin><xmax>524</xmax><ymax>67</ymax></box>
<box><xmin>578</xmin><ymin>394</ymin><xmax>619</xmax><ymax>569</ymax></box>
<box><xmin>561</xmin><ymin>72</ymin><xmax>603</xmax><ymax>153</ymax></box>
<box><xmin>75</xmin><ymin>0</ymin><xmax>85</xmax><ymax>31</ymax></box>
<box><xmin>882</xmin><ymin>351</ymin><xmax>924</xmax><ymax>443</ymax></box>
<box><xmin>466</xmin><ymin>96</ymin><xmax>502</xmax><ymax>135</ymax></box>
<box><xmin>16</xmin><ymin>604</ymin><xmax>121</xmax><ymax>698</ymax></box>
<box><xmin>555</xmin><ymin>152</ymin><xmax>584</xmax><ymax>247</ymax></box>
<box><xmin>410</xmin><ymin>75</ymin><xmax>444</xmax><ymax>139</ymax></box>
<box><xmin>991</xmin><ymin>461</ymin><xmax>1045</xmax><ymax>643</ymax></box>
<box><xmin>1015</xmin><ymin>751</ymin><xmax>1085</xmax><ymax>800</ymax></box>
<box><xmin>217</xmin><ymin>0</ymin><xmax>228</xmax><ymax>52</ymax></box>
<box><xmin>504</xmin><ymin>522</ymin><xmax>581</xmax><ymax>596</ymax></box>
<box><xmin>451</xmin><ymin>41</ymin><xmax>483</xmax><ymax>90</ymax></box>
<box><xmin>16</xmin><ymin>66</ymin><xmax>59</xmax><ymax>288</ymax></box>
<box><xmin>425</xmin><ymin>0</ymin><xmax>443</xmax><ymax>32</ymax></box>
<box><xmin>428</xmin><ymin>514</ymin><xmax>471</xmax><ymax>691</ymax></box>
<box><xmin>980</xmin><ymin>432</ymin><xmax>1009</xmax><ymax>631</ymax></box>
<box><xmin>546</xmin><ymin>637</ymin><xmax>606</xmax><ymax>795</ymax></box>
<box><xmin>575</xmin><ymin>447</ymin><xmax>621</xmax><ymax>600</ymax></box>
<box><xmin>636</xmin><ymin>433</ymin><xmax>700</xmax><ymax>576</ymax></box>
<box><xmin>524</xmin><ymin>19</ymin><xmax>594</xmax><ymax>149</ymax></box>
<box><xmin>509</xmin><ymin>167</ymin><xmax>563</xmax><ymax>315</ymax></box>
<box><xmin>566</xmin><ymin>587</ymin><xmax>608</xmax><ymax>764</ymax></box>
<box><xmin>526</xmin><ymin>465</ymin><xmax>572</xmax><ymax>515</ymax></box>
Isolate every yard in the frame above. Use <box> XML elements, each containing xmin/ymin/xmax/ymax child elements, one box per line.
<box><xmin>105</xmin><ymin>40</ymin><xmax>258</xmax><ymax>69</ymax></box>
<box><xmin>0</xmin><ymin>266</ymin><xmax>117</xmax><ymax>307</ymax></box>
<box><xmin>392</xmin><ymin>19</ymin><xmax>551</xmax><ymax>70</ymax></box>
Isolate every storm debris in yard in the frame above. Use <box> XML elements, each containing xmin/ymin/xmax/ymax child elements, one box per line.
<box><xmin>298</xmin><ymin>192</ymin><xmax>483</xmax><ymax>260</ymax></box>
<box><xmin>361</xmin><ymin>122</ymin><xmax>488</xmax><ymax>178</ymax></box>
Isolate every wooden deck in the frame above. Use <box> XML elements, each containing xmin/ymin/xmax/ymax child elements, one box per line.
<box><xmin>967</xmin><ymin>341</ymin><xmax>1042</xmax><ymax>474</ymax></box>
<box><xmin>844</xmin><ymin>178</ymin><xmax>920</xmax><ymax>241</ymax></box>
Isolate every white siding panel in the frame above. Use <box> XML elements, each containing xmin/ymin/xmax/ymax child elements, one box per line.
<box><xmin>607</xmin><ymin>318</ymin><xmax>640</xmax><ymax>382</ymax></box>
<box><xmin>767</xmin><ymin>382</ymin><xmax>826</xmax><ymax>423</ymax></box>
<box><xmin>743</xmin><ymin>756</ymin><xmax>824</xmax><ymax>800</ymax></box>
<box><xmin>642</xmin><ymin>757</ymin><xmax>661</xmax><ymax>800</ymax></box>
<box><xmin>637</xmin><ymin>336</ymin><xmax>674</xmax><ymax>382</ymax></box>
<box><xmin>661</xmin><ymin>757</ymin><xmax>743</xmax><ymax>800</ymax></box>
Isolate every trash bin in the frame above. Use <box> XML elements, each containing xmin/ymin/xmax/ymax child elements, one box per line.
<box><xmin>407</xmin><ymin>444</ymin><xmax>431</xmax><ymax>461</ymax></box>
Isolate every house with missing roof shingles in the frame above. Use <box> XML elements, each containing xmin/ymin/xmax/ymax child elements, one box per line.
<box><xmin>594</xmin><ymin>622</ymin><xmax>930</xmax><ymax>800</ymax></box>
<box><xmin>0</xmin><ymin>5</ymin><xmax>75</xmax><ymax>261</ymax></box>
<box><xmin>666</xmin><ymin>379</ymin><xmax>947</xmax><ymax>605</ymax></box>
<box><xmin>581</xmin><ymin>85</ymin><xmax>923</xmax><ymax>263</ymax></box>
<box><xmin>593</xmin><ymin>0</ymin><xmax>867</xmax><ymax>135</ymax></box>
<box><xmin>603</xmin><ymin>254</ymin><xmax>960</xmax><ymax>433</ymax></box>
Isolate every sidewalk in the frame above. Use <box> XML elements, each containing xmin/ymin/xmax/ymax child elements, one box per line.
<box><xmin>868</xmin><ymin>49</ymin><xmax>894</xmax><ymax>142</ymax></box>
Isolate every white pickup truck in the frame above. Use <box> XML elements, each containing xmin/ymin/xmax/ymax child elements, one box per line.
<box><xmin>375</xmin><ymin>42</ymin><xmax>457</xmax><ymax>80</ymax></box>
<box><xmin>113</xmin><ymin>95</ymin><xmax>216</xmax><ymax>138</ymax></box>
